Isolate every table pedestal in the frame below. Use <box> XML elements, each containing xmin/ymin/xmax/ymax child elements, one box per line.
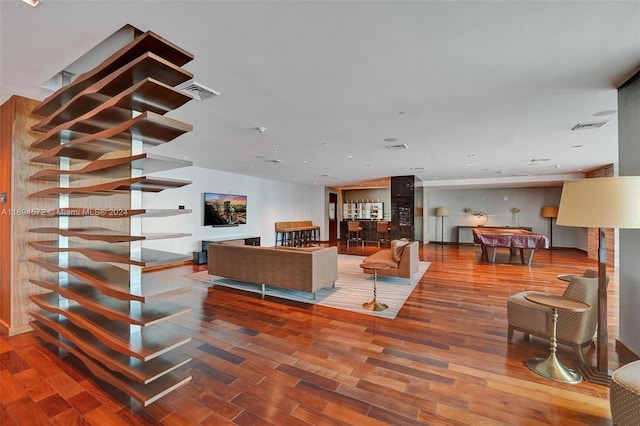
<box><xmin>525</xmin><ymin>305</ymin><xmax>582</xmax><ymax>384</ymax></box>
<box><xmin>360</xmin><ymin>263</ymin><xmax>389</xmax><ymax>311</ymax></box>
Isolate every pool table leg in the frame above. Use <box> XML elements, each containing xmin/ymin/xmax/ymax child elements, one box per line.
<box><xmin>520</xmin><ymin>248</ymin><xmax>535</xmax><ymax>265</ymax></box>
<box><xmin>486</xmin><ymin>246</ymin><xmax>497</xmax><ymax>262</ymax></box>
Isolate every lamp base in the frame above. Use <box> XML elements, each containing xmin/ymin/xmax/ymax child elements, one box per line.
<box><xmin>571</xmin><ymin>363</ymin><xmax>612</xmax><ymax>386</ymax></box>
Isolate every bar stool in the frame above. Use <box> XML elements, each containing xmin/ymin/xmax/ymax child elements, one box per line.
<box><xmin>376</xmin><ymin>221</ymin><xmax>390</xmax><ymax>248</ymax></box>
<box><xmin>347</xmin><ymin>221</ymin><xmax>363</xmax><ymax>248</ymax></box>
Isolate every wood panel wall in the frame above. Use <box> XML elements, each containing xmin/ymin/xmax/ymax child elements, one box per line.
<box><xmin>586</xmin><ymin>164</ymin><xmax>615</xmax><ymax>266</ymax></box>
<box><xmin>0</xmin><ymin>97</ymin><xmax>13</xmax><ymax>327</ymax></box>
<box><xmin>0</xmin><ymin>96</ymin><xmax>57</xmax><ymax>334</ymax></box>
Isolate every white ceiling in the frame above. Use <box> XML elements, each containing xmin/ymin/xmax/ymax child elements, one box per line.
<box><xmin>1</xmin><ymin>1</ymin><xmax>639</xmax><ymax>190</ymax></box>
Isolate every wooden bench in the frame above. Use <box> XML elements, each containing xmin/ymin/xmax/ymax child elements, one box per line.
<box><xmin>275</xmin><ymin>221</ymin><xmax>320</xmax><ymax>246</ymax></box>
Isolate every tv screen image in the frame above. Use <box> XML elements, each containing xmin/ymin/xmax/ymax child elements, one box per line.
<box><xmin>203</xmin><ymin>192</ymin><xmax>247</xmax><ymax>226</ymax></box>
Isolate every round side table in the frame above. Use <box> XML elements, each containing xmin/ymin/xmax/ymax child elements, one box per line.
<box><xmin>359</xmin><ymin>262</ymin><xmax>390</xmax><ymax>311</ymax></box>
<box><xmin>523</xmin><ymin>292</ymin><xmax>590</xmax><ymax>384</ymax></box>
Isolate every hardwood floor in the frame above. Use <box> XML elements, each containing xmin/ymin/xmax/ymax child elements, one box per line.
<box><xmin>1</xmin><ymin>243</ymin><xmax>628</xmax><ymax>425</ymax></box>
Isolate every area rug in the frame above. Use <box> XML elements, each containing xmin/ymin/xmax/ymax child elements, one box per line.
<box><xmin>185</xmin><ymin>254</ymin><xmax>430</xmax><ymax>319</ymax></box>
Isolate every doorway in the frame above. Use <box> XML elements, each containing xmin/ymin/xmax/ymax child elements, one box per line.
<box><xmin>328</xmin><ymin>192</ymin><xmax>337</xmax><ymax>246</ymax></box>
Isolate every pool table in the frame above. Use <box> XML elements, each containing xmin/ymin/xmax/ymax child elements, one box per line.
<box><xmin>472</xmin><ymin>228</ymin><xmax>549</xmax><ymax>265</ymax></box>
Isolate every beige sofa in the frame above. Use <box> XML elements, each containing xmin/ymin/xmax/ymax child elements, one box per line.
<box><xmin>207</xmin><ymin>243</ymin><xmax>338</xmax><ymax>298</ymax></box>
<box><xmin>362</xmin><ymin>240</ymin><xmax>420</xmax><ymax>281</ymax></box>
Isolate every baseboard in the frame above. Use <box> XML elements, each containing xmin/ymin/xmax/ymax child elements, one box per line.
<box><xmin>2</xmin><ymin>322</ymin><xmax>34</xmax><ymax>336</ymax></box>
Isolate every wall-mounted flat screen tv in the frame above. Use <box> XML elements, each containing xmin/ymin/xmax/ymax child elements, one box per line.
<box><xmin>203</xmin><ymin>192</ymin><xmax>247</xmax><ymax>226</ymax></box>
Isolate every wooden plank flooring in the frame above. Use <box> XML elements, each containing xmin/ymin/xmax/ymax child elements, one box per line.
<box><xmin>1</xmin><ymin>243</ymin><xmax>629</xmax><ymax>425</ymax></box>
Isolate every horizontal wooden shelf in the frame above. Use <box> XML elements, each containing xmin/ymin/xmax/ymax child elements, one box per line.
<box><xmin>29</xmin><ymin>241</ymin><xmax>191</xmax><ymax>267</ymax></box>
<box><xmin>30</xmin><ymin>293</ymin><xmax>191</xmax><ymax>361</ymax></box>
<box><xmin>29</xmin><ymin>176</ymin><xmax>191</xmax><ymax>198</ymax></box>
<box><xmin>139</xmin><ymin>248</ymin><xmax>192</xmax><ymax>267</ymax></box>
<box><xmin>30</xmin><ymin>153</ymin><xmax>192</xmax><ymax>181</ymax></box>
<box><xmin>30</xmin><ymin>257</ymin><xmax>191</xmax><ymax>303</ymax></box>
<box><xmin>34</xmin><ymin>30</ymin><xmax>194</xmax><ymax>117</ymax></box>
<box><xmin>31</xmin><ymin>111</ymin><xmax>192</xmax><ymax>157</ymax></box>
<box><xmin>39</xmin><ymin>208</ymin><xmax>192</xmax><ymax>219</ymax></box>
<box><xmin>30</xmin><ymin>315</ymin><xmax>191</xmax><ymax>384</ymax></box>
<box><xmin>30</xmin><ymin>240</ymin><xmax>144</xmax><ymax>265</ymax></box>
<box><xmin>30</xmin><ymin>319</ymin><xmax>192</xmax><ymax>406</ymax></box>
<box><xmin>35</xmin><ymin>52</ymin><xmax>192</xmax><ymax>131</ymax></box>
<box><xmin>30</xmin><ymin>278</ymin><xmax>190</xmax><ymax>326</ymax></box>
<box><xmin>29</xmin><ymin>227</ymin><xmax>190</xmax><ymax>242</ymax></box>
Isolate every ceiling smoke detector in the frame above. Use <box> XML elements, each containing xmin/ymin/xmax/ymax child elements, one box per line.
<box><xmin>571</xmin><ymin>121</ymin><xmax>608</xmax><ymax>131</ymax></box>
<box><xmin>385</xmin><ymin>143</ymin><xmax>408</xmax><ymax>151</ymax></box>
<box><xmin>176</xmin><ymin>80</ymin><xmax>220</xmax><ymax>101</ymax></box>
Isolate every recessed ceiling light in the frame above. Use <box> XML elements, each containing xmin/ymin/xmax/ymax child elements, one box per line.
<box><xmin>302</xmin><ymin>160</ymin><xmax>308</xmax><ymax>163</ymax></box>
<box><xmin>346</xmin><ymin>155</ymin><xmax>352</xmax><ymax>159</ymax></box>
<box><xmin>322</xmin><ymin>142</ymin><xmax>329</xmax><ymax>147</ymax></box>
<box><xmin>22</xmin><ymin>0</ymin><xmax>40</xmax><ymax>6</ymax></box>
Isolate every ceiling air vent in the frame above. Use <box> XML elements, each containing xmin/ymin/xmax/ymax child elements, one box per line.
<box><xmin>571</xmin><ymin>121</ymin><xmax>608</xmax><ymax>131</ymax></box>
<box><xmin>176</xmin><ymin>80</ymin><xmax>220</xmax><ymax>101</ymax></box>
<box><xmin>385</xmin><ymin>143</ymin><xmax>408</xmax><ymax>150</ymax></box>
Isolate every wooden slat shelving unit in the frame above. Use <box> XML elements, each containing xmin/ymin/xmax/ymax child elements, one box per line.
<box><xmin>27</xmin><ymin>27</ymin><xmax>199</xmax><ymax>405</ymax></box>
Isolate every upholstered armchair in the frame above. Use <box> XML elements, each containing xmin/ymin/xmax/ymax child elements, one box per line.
<box><xmin>507</xmin><ymin>269</ymin><xmax>602</xmax><ymax>363</ymax></box>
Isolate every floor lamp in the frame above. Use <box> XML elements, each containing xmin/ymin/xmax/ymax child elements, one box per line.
<box><xmin>556</xmin><ymin>176</ymin><xmax>640</xmax><ymax>384</ymax></box>
<box><xmin>435</xmin><ymin>207</ymin><xmax>450</xmax><ymax>245</ymax></box>
<box><xmin>541</xmin><ymin>206</ymin><xmax>559</xmax><ymax>248</ymax></box>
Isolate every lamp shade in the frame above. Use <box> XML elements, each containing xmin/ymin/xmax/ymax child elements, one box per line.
<box><xmin>540</xmin><ymin>206</ymin><xmax>559</xmax><ymax>218</ymax></box>
<box><xmin>435</xmin><ymin>207</ymin><xmax>450</xmax><ymax>217</ymax></box>
<box><xmin>556</xmin><ymin>176</ymin><xmax>640</xmax><ymax>228</ymax></box>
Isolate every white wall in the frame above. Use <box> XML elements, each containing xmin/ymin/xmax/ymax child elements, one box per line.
<box><xmin>140</xmin><ymin>166</ymin><xmax>325</xmax><ymax>254</ymax></box>
<box><xmin>426</xmin><ymin>186</ymin><xmax>586</xmax><ymax>248</ymax></box>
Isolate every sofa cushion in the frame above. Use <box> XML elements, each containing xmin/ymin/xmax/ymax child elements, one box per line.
<box><xmin>363</xmin><ymin>249</ymin><xmax>398</xmax><ymax>269</ymax></box>
<box><xmin>391</xmin><ymin>238</ymin><xmax>410</xmax><ymax>263</ymax></box>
